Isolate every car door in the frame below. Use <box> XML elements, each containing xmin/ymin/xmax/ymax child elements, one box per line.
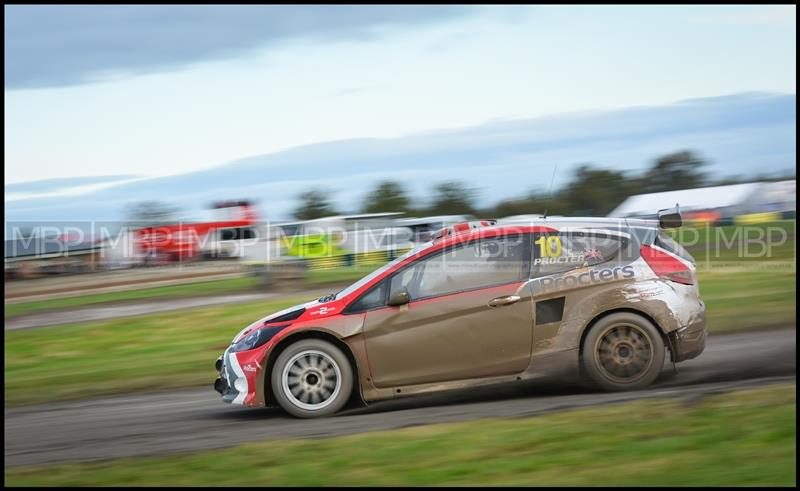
<box><xmin>362</xmin><ymin>233</ymin><xmax>534</xmax><ymax>388</ymax></box>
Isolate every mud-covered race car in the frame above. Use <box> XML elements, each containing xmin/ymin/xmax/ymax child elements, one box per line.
<box><xmin>214</xmin><ymin>209</ymin><xmax>706</xmax><ymax>418</ymax></box>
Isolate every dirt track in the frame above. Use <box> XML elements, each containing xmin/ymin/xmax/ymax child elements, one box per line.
<box><xmin>4</xmin><ymin>328</ymin><xmax>795</xmax><ymax>467</ymax></box>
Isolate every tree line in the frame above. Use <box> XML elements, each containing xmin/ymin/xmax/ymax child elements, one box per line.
<box><xmin>293</xmin><ymin>150</ymin><xmax>795</xmax><ymax>220</ymax></box>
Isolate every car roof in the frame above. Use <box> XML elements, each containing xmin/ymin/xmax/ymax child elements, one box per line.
<box><xmin>428</xmin><ymin>217</ymin><xmax>657</xmax><ymax>247</ymax></box>
<box><xmin>497</xmin><ymin>216</ymin><xmax>659</xmax><ymax>229</ymax></box>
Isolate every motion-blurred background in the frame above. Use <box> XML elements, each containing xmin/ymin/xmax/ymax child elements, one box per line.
<box><xmin>4</xmin><ymin>4</ymin><xmax>796</xmax><ymax>486</ymax></box>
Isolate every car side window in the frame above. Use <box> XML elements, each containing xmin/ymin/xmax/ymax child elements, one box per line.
<box><xmin>346</xmin><ymin>279</ymin><xmax>388</xmax><ymax>313</ymax></box>
<box><xmin>389</xmin><ymin>262</ymin><xmax>424</xmax><ymax>299</ymax></box>
<box><xmin>531</xmin><ymin>231</ymin><xmax>628</xmax><ymax>278</ymax></box>
<box><xmin>389</xmin><ymin>234</ymin><xmax>529</xmax><ymax>300</ymax></box>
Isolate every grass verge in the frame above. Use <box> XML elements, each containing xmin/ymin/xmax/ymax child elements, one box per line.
<box><xmin>5</xmin><ymin>383</ymin><xmax>796</xmax><ymax>486</ymax></box>
<box><xmin>3</xmin><ymin>296</ymin><xmax>310</xmax><ymax>407</ymax></box>
<box><xmin>698</xmin><ymin>270</ymin><xmax>796</xmax><ymax>331</ymax></box>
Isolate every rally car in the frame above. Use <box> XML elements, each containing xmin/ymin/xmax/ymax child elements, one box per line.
<box><xmin>214</xmin><ymin>208</ymin><xmax>706</xmax><ymax>418</ymax></box>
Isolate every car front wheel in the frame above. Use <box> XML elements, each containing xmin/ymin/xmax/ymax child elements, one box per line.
<box><xmin>271</xmin><ymin>338</ymin><xmax>353</xmax><ymax>418</ymax></box>
<box><xmin>581</xmin><ymin>313</ymin><xmax>665</xmax><ymax>391</ymax></box>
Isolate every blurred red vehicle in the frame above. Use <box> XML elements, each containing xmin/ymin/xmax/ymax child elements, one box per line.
<box><xmin>134</xmin><ymin>200</ymin><xmax>258</xmax><ymax>262</ymax></box>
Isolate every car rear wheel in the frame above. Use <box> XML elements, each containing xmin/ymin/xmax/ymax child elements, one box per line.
<box><xmin>271</xmin><ymin>339</ymin><xmax>353</xmax><ymax>418</ymax></box>
<box><xmin>581</xmin><ymin>313</ymin><xmax>665</xmax><ymax>391</ymax></box>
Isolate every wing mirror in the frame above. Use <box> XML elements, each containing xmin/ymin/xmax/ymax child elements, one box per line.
<box><xmin>388</xmin><ymin>288</ymin><xmax>411</xmax><ymax>306</ymax></box>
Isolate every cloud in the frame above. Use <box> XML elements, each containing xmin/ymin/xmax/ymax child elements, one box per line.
<box><xmin>5</xmin><ymin>175</ymin><xmax>139</xmax><ymax>193</ymax></box>
<box><xmin>5</xmin><ymin>92</ymin><xmax>795</xmax><ymax>223</ymax></box>
<box><xmin>6</xmin><ymin>175</ymin><xmax>147</xmax><ymax>203</ymax></box>
<box><xmin>4</xmin><ymin>5</ymin><xmax>473</xmax><ymax>90</ymax></box>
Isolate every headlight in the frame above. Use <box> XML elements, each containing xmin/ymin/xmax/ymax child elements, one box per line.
<box><xmin>230</xmin><ymin>325</ymin><xmax>287</xmax><ymax>352</ymax></box>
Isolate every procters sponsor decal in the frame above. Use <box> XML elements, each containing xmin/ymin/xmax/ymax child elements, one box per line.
<box><xmin>534</xmin><ymin>265</ymin><xmax>635</xmax><ymax>293</ymax></box>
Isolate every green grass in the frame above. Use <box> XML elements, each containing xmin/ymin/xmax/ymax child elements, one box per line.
<box><xmin>4</xmin><ymin>276</ymin><xmax>262</xmax><ymax>318</ymax></box>
<box><xmin>3</xmin><ymin>296</ymin><xmax>311</xmax><ymax>407</ymax></box>
<box><xmin>5</xmin><ymin>383</ymin><xmax>795</xmax><ymax>486</ymax></box>
<box><xmin>698</xmin><ymin>270</ymin><xmax>796</xmax><ymax>331</ymax></box>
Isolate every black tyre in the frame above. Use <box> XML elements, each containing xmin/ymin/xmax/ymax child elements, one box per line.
<box><xmin>271</xmin><ymin>339</ymin><xmax>353</xmax><ymax>418</ymax></box>
<box><xmin>581</xmin><ymin>313</ymin><xmax>665</xmax><ymax>391</ymax></box>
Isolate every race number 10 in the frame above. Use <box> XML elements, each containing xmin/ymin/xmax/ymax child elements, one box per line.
<box><xmin>534</xmin><ymin>235</ymin><xmax>562</xmax><ymax>258</ymax></box>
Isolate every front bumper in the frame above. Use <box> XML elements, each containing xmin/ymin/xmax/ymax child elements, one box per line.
<box><xmin>213</xmin><ymin>349</ymin><xmax>250</xmax><ymax>405</ymax></box>
<box><xmin>668</xmin><ymin>306</ymin><xmax>707</xmax><ymax>362</ymax></box>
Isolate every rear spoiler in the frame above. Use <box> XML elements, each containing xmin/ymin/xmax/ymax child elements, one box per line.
<box><xmin>657</xmin><ymin>204</ymin><xmax>682</xmax><ymax>229</ymax></box>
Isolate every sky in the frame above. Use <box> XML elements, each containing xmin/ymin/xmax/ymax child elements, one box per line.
<box><xmin>4</xmin><ymin>5</ymin><xmax>796</xmax><ymax>186</ymax></box>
